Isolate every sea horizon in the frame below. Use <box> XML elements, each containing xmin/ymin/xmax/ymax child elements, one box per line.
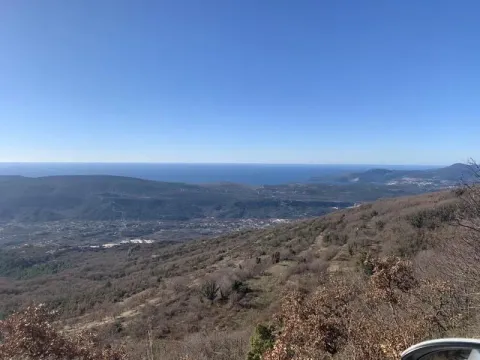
<box><xmin>0</xmin><ymin>161</ymin><xmax>445</xmax><ymax>166</ymax></box>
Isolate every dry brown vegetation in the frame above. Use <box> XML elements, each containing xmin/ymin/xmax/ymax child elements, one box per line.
<box><xmin>2</xmin><ymin>176</ymin><xmax>480</xmax><ymax>359</ymax></box>
<box><xmin>0</xmin><ymin>304</ymin><xmax>126</xmax><ymax>359</ymax></box>
<box><xmin>262</xmin><ymin>257</ymin><xmax>469</xmax><ymax>360</ymax></box>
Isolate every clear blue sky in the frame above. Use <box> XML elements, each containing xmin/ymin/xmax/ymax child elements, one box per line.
<box><xmin>0</xmin><ymin>0</ymin><xmax>479</xmax><ymax>165</ymax></box>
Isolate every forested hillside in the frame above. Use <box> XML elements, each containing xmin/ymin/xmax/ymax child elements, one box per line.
<box><xmin>0</xmin><ymin>174</ymin><xmax>433</xmax><ymax>222</ymax></box>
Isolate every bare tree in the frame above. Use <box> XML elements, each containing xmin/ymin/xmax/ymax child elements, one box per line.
<box><xmin>455</xmin><ymin>160</ymin><xmax>480</xmax><ymax>236</ymax></box>
<box><xmin>426</xmin><ymin>159</ymin><xmax>480</xmax><ymax>305</ymax></box>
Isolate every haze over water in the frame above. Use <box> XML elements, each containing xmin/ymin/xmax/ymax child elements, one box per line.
<box><xmin>0</xmin><ymin>163</ymin><xmax>437</xmax><ymax>185</ymax></box>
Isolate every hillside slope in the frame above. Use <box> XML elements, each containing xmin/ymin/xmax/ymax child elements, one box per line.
<box><xmin>0</xmin><ymin>189</ymin><xmax>465</xmax><ymax>358</ymax></box>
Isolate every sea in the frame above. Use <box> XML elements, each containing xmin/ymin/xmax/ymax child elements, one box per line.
<box><xmin>0</xmin><ymin>163</ymin><xmax>436</xmax><ymax>186</ymax></box>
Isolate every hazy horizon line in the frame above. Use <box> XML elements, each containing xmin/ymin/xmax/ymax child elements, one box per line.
<box><xmin>0</xmin><ymin>161</ymin><xmax>451</xmax><ymax>167</ymax></box>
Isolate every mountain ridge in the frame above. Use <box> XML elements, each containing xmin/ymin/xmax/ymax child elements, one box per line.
<box><xmin>310</xmin><ymin>162</ymin><xmax>470</xmax><ymax>184</ymax></box>
<box><xmin>0</xmin><ymin>165</ymin><xmax>464</xmax><ymax>222</ymax></box>
<box><xmin>0</xmin><ymin>175</ymin><xmax>353</xmax><ymax>222</ymax></box>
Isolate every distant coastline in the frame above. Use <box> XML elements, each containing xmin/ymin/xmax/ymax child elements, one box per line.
<box><xmin>0</xmin><ymin>163</ymin><xmax>438</xmax><ymax>185</ymax></box>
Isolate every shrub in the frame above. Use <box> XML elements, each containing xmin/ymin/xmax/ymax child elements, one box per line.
<box><xmin>361</xmin><ymin>210</ymin><xmax>379</xmax><ymax>221</ymax></box>
<box><xmin>149</xmin><ymin>331</ymin><xmax>249</xmax><ymax>360</ymax></box>
<box><xmin>263</xmin><ymin>280</ymin><xmax>356</xmax><ymax>359</ymax></box>
<box><xmin>219</xmin><ymin>286</ymin><xmax>231</xmax><ymax>302</ymax></box>
<box><xmin>271</xmin><ymin>252</ymin><xmax>280</xmax><ymax>264</ymax></box>
<box><xmin>375</xmin><ymin>220</ymin><xmax>386</xmax><ymax>231</ymax></box>
<box><xmin>323</xmin><ymin>232</ymin><xmax>348</xmax><ymax>246</ymax></box>
<box><xmin>347</xmin><ymin>242</ymin><xmax>356</xmax><ymax>256</ymax></box>
<box><xmin>231</xmin><ymin>280</ymin><xmax>250</xmax><ymax>294</ymax></box>
<box><xmin>357</xmin><ymin>252</ymin><xmax>374</xmax><ymax>276</ymax></box>
<box><xmin>392</xmin><ymin>233</ymin><xmax>430</xmax><ymax>258</ymax></box>
<box><xmin>323</xmin><ymin>247</ymin><xmax>339</xmax><ymax>261</ymax></box>
<box><xmin>0</xmin><ymin>304</ymin><xmax>126</xmax><ymax>359</ymax></box>
<box><xmin>200</xmin><ymin>280</ymin><xmax>219</xmax><ymax>302</ymax></box>
<box><xmin>263</xmin><ymin>257</ymin><xmax>466</xmax><ymax>360</ymax></box>
<box><xmin>407</xmin><ymin>205</ymin><xmax>456</xmax><ymax>230</ymax></box>
<box><xmin>408</xmin><ymin>211</ymin><xmax>428</xmax><ymax>229</ymax></box>
<box><xmin>246</xmin><ymin>324</ymin><xmax>275</xmax><ymax>360</ymax></box>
